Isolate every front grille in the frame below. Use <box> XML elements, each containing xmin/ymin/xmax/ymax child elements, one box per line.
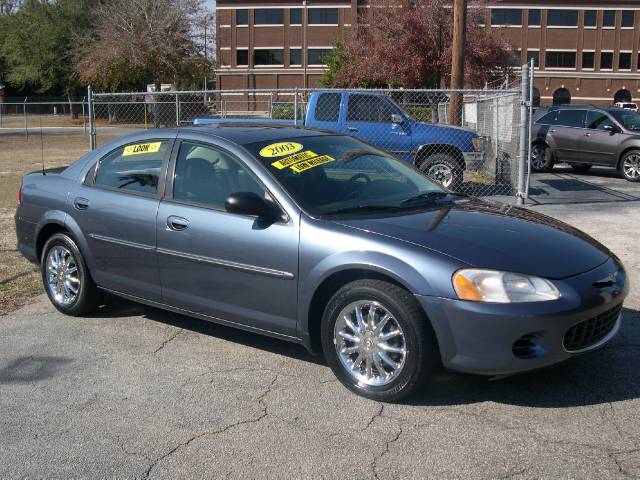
<box><xmin>563</xmin><ymin>304</ymin><xmax>622</xmax><ymax>352</ymax></box>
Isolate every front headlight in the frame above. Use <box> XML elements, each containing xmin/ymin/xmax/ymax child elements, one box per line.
<box><xmin>452</xmin><ymin>269</ymin><xmax>560</xmax><ymax>303</ymax></box>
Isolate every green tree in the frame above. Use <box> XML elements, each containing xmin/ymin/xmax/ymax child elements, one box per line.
<box><xmin>320</xmin><ymin>39</ymin><xmax>346</xmax><ymax>88</ymax></box>
<box><xmin>0</xmin><ymin>0</ymin><xmax>93</xmax><ymax>97</ymax></box>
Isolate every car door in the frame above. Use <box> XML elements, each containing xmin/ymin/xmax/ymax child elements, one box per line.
<box><xmin>549</xmin><ymin>109</ymin><xmax>586</xmax><ymax>162</ymax></box>
<box><xmin>580</xmin><ymin>110</ymin><xmax>622</xmax><ymax>165</ymax></box>
<box><xmin>69</xmin><ymin>138</ymin><xmax>174</xmax><ymax>301</ymax></box>
<box><xmin>341</xmin><ymin>94</ymin><xmax>413</xmax><ymax>155</ymax></box>
<box><xmin>156</xmin><ymin>138</ymin><xmax>299</xmax><ymax>337</ymax></box>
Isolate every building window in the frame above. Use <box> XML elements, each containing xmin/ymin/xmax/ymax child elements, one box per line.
<box><xmin>619</xmin><ymin>52</ymin><xmax>632</xmax><ymax>70</ymax></box>
<box><xmin>603</xmin><ymin>10</ymin><xmax>615</xmax><ymax>27</ymax></box>
<box><xmin>236</xmin><ymin>9</ymin><xmax>248</xmax><ymax>26</ymax></box>
<box><xmin>289</xmin><ymin>48</ymin><xmax>301</xmax><ymax>66</ymax></box>
<box><xmin>236</xmin><ymin>49</ymin><xmax>248</xmax><ymax>66</ymax></box>
<box><xmin>622</xmin><ymin>11</ymin><xmax>635</xmax><ymax>28</ymax></box>
<box><xmin>357</xmin><ymin>6</ymin><xmax>368</xmax><ymax>25</ymax></box>
<box><xmin>253</xmin><ymin>49</ymin><xmax>284</xmax><ymax>66</ymax></box>
<box><xmin>584</xmin><ymin>10</ymin><xmax>596</xmax><ymax>27</ymax></box>
<box><xmin>308</xmin><ymin>48</ymin><xmax>332</xmax><ymax>65</ymax></box>
<box><xmin>601</xmin><ymin>52</ymin><xmax>613</xmax><ymax>70</ymax></box>
<box><xmin>290</xmin><ymin>8</ymin><xmax>302</xmax><ymax>25</ymax></box>
<box><xmin>547</xmin><ymin>10</ymin><xmax>578</xmax><ymax>27</ymax></box>
<box><xmin>490</xmin><ymin>9</ymin><xmax>522</xmax><ymax>26</ymax></box>
<box><xmin>526</xmin><ymin>50</ymin><xmax>539</xmax><ymax>67</ymax></box>
<box><xmin>638</xmin><ymin>54</ymin><xmax>640</xmax><ymax>70</ymax></box>
<box><xmin>528</xmin><ymin>9</ymin><xmax>540</xmax><ymax>26</ymax></box>
<box><xmin>582</xmin><ymin>51</ymin><xmax>595</xmax><ymax>69</ymax></box>
<box><xmin>511</xmin><ymin>49</ymin><xmax>522</xmax><ymax>66</ymax></box>
<box><xmin>254</xmin><ymin>8</ymin><xmax>284</xmax><ymax>25</ymax></box>
<box><xmin>308</xmin><ymin>8</ymin><xmax>338</xmax><ymax>25</ymax></box>
<box><xmin>545</xmin><ymin>51</ymin><xmax>576</xmax><ymax>69</ymax></box>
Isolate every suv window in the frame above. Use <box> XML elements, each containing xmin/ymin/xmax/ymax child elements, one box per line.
<box><xmin>537</xmin><ymin>111</ymin><xmax>558</xmax><ymax>125</ymax></box>
<box><xmin>556</xmin><ymin>109</ymin><xmax>585</xmax><ymax>128</ymax></box>
<box><xmin>586</xmin><ymin>111</ymin><xmax>616</xmax><ymax>130</ymax></box>
<box><xmin>94</xmin><ymin>140</ymin><xmax>170</xmax><ymax>195</ymax></box>
<box><xmin>315</xmin><ymin>93</ymin><xmax>341</xmax><ymax>122</ymax></box>
<box><xmin>347</xmin><ymin>94</ymin><xmax>397</xmax><ymax>123</ymax></box>
<box><xmin>173</xmin><ymin>142</ymin><xmax>266</xmax><ymax>210</ymax></box>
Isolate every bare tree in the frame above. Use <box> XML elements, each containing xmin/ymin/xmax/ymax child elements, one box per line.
<box><xmin>75</xmin><ymin>0</ymin><xmax>209</xmax><ymax>91</ymax></box>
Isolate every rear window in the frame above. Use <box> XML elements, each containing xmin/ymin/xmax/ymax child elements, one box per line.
<box><xmin>94</xmin><ymin>140</ymin><xmax>171</xmax><ymax>195</ymax></box>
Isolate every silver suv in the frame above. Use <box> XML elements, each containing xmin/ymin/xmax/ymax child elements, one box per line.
<box><xmin>531</xmin><ymin>105</ymin><xmax>640</xmax><ymax>182</ymax></box>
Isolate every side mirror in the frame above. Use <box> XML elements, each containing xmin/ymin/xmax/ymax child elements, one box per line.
<box><xmin>225</xmin><ymin>192</ymin><xmax>282</xmax><ymax>222</ymax></box>
<box><xmin>391</xmin><ymin>113</ymin><xmax>404</xmax><ymax>124</ymax></box>
<box><xmin>603</xmin><ymin>124</ymin><xmax>619</xmax><ymax>134</ymax></box>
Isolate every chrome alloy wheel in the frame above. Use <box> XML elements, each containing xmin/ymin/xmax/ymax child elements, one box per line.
<box><xmin>426</xmin><ymin>164</ymin><xmax>453</xmax><ymax>188</ymax></box>
<box><xmin>623</xmin><ymin>153</ymin><xmax>640</xmax><ymax>180</ymax></box>
<box><xmin>531</xmin><ymin>144</ymin><xmax>546</xmax><ymax>170</ymax></box>
<box><xmin>46</xmin><ymin>245</ymin><xmax>80</xmax><ymax>306</ymax></box>
<box><xmin>333</xmin><ymin>301</ymin><xmax>407</xmax><ymax>386</ymax></box>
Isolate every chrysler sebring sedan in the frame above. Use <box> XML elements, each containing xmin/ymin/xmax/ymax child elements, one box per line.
<box><xmin>16</xmin><ymin>126</ymin><xmax>628</xmax><ymax>401</ymax></box>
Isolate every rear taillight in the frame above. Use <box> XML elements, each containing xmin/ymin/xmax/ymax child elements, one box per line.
<box><xmin>18</xmin><ymin>180</ymin><xmax>23</xmax><ymax>205</ymax></box>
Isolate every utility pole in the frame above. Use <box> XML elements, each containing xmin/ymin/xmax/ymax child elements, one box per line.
<box><xmin>448</xmin><ymin>0</ymin><xmax>467</xmax><ymax>126</ymax></box>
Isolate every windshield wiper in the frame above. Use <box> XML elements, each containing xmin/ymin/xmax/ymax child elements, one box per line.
<box><xmin>400</xmin><ymin>191</ymin><xmax>454</xmax><ymax>205</ymax></box>
<box><xmin>320</xmin><ymin>204</ymin><xmax>402</xmax><ymax>216</ymax></box>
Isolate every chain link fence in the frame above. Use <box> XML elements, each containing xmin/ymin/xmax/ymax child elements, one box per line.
<box><xmin>91</xmin><ymin>82</ymin><xmax>531</xmax><ymax>199</ymax></box>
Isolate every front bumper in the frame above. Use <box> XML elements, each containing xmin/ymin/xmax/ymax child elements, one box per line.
<box><xmin>417</xmin><ymin>258</ymin><xmax>628</xmax><ymax>376</ymax></box>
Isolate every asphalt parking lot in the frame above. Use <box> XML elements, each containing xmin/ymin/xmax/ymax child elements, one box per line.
<box><xmin>1</xmin><ymin>167</ymin><xmax>639</xmax><ymax>479</ymax></box>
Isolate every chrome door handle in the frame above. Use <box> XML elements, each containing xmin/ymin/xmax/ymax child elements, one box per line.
<box><xmin>585</xmin><ymin>133</ymin><xmax>591</xmax><ymax>137</ymax></box>
<box><xmin>347</xmin><ymin>127</ymin><xmax>358</xmax><ymax>132</ymax></box>
<box><xmin>167</xmin><ymin>216</ymin><xmax>189</xmax><ymax>231</ymax></box>
<box><xmin>73</xmin><ymin>197</ymin><xmax>90</xmax><ymax>210</ymax></box>
<box><xmin>549</xmin><ymin>129</ymin><xmax>556</xmax><ymax>133</ymax></box>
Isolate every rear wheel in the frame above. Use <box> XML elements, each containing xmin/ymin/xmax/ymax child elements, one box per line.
<box><xmin>619</xmin><ymin>150</ymin><xmax>640</xmax><ymax>182</ymax></box>
<box><xmin>570</xmin><ymin>163</ymin><xmax>592</xmax><ymax>173</ymax></box>
<box><xmin>420</xmin><ymin>153</ymin><xmax>463</xmax><ymax>190</ymax></box>
<box><xmin>530</xmin><ymin>143</ymin><xmax>554</xmax><ymax>172</ymax></box>
<box><xmin>41</xmin><ymin>233</ymin><xmax>101</xmax><ymax>316</ymax></box>
<box><xmin>320</xmin><ymin>279</ymin><xmax>440</xmax><ymax>402</ymax></box>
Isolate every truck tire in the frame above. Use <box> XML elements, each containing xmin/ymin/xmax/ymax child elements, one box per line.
<box><xmin>420</xmin><ymin>154</ymin><xmax>463</xmax><ymax>190</ymax></box>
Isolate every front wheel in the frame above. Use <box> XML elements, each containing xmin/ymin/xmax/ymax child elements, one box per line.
<box><xmin>320</xmin><ymin>279</ymin><xmax>440</xmax><ymax>402</ymax></box>
<box><xmin>530</xmin><ymin>143</ymin><xmax>554</xmax><ymax>172</ymax></box>
<box><xmin>619</xmin><ymin>150</ymin><xmax>640</xmax><ymax>182</ymax></box>
<box><xmin>420</xmin><ymin>154</ymin><xmax>463</xmax><ymax>190</ymax></box>
<box><xmin>41</xmin><ymin>233</ymin><xmax>101</xmax><ymax>316</ymax></box>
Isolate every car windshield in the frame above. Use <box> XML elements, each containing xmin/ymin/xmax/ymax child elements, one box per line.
<box><xmin>610</xmin><ymin>110</ymin><xmax>640</xmax><ymax>131</ymax></box>
<box><xmin>245</xmin><ymin>135</ymin><xmax>452</xmax><ymax>216</ymax></box>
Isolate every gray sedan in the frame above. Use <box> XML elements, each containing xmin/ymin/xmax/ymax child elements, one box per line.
<box><xmin>15</xmin><ymin>126</ymin><xmax>628</xmax><ymax>401</ymax></box>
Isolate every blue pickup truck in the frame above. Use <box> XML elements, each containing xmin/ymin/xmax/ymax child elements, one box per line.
<box><xmin>195</xmin><ymin>91</ymin><xmax>484</xmax><ymax>189</ymax></box>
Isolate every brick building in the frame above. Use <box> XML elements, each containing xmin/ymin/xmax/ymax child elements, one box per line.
<box><xmin>215</xmin><ymin>0</ymin><xmax>640</xmax><ymax>106</ymax></box>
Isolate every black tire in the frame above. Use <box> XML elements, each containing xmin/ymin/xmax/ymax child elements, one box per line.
<box><xmin>40</xmin><ymin>233</ymin><xmax>101</xmax><ymax>316</ymax></box>
<box><xmin>419</xmin><ymin>153</ymin><xmax>463</xmax><ymax>190</ymax></box>
<box><xmin>530</xmin><ymin>143</ymin><xmax>554</xmax><ymax>173</ymax></box>
<box><xmin>320</xmin><ymin>279</ymin><xmax>440</xmax><ymax>402</ymax></box>
<box><xmin>619</xmin><ymin>150</ymin><xmax>640</xmax><ymax>182</ymax></box>
<box><xmin>570</xmin><ymin>163</ymin><xmax>592</xmax><ymax>173</ymax></box>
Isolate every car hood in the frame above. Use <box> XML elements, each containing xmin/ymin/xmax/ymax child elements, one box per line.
<box><xmin>334</xmin><ymin>198</ymin><xmax>610</xmax><ymax>279</ymax></box>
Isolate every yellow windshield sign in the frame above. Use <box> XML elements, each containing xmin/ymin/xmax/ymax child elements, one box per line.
<box><xmin>290</xmin><ymin>155</ymin><xmax>335</xmax><ymax>173</ymax></box>
<box><xmin>123</xmin><ymin>142</ymin><xmax>162</xmax><ymax>156</ymax></box>
<box><xmin>271</xmin><ymin>150</ymin><xmax>317</xmax><ymax>169</ymax></box>
<box><xmin>259</xmin><ymin>142</ymin><xmax>303</xmax><ymax>158</ymax></box>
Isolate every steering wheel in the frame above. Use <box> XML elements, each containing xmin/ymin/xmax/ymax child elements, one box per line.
<box><xmin>343</xmin><ymin>173</ymin><xmax>372</xmax><ymax>199</ymax></box>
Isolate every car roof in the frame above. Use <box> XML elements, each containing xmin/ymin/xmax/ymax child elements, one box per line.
<box><xmin>179</xmin><ymin>124</ymin><xmax>335</xmax><ymax>146</ymax></box>
<box><xmin>537</xmin><ymin>105</ymin><xmax>631</xmax><ymax>114</ymax></box>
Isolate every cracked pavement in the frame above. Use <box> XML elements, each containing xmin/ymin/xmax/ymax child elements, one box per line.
<box><xmin>1</xmin><ymin>201</ymin><xmax>639</xmax><ymax>479</ymax></box>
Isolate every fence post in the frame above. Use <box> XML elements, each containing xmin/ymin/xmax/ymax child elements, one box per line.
<box><xmin>294</xmin><ymin>88</ymin><xmax>298</xmax><ymax>126</ymax></box>
<box><xmin>82</xmin><ymin>96</ymin><xmax>86</xmax><ymax>136</ymax></box>
<box><xmin>0</xmin><ymin>100</ymin><xmax>3</xmax><ymax>128</ymax></box>
<box><xmin>516</xmin><ymin>64</ymin><xmax>530</xmax><ymax>206</ymax></box>
<box><xmin>525</xmin><ymin>58</ymin><xmax>535</xmax><ymax>200</ymax></box>
<box><xmin>23</xmin><ymin>97</ymin><xmax>28</xmax><ymax>136</ymax></box>
<box><xmin>87</xmin><ymin>85</ymin><xmax>96</xmax><ymax>150</ymax></box>
<box><xmin>175</xmin><ymin>93</ymin><xmax>180</xmax><ymax>127</ymax></box>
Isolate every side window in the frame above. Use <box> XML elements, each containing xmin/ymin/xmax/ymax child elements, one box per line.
<box><xmin>556</xmin><ymin>109</ymin><xmax>585</xmax><ymax>128</ymax></box>
<box><xmin>173</xmin><ymin>142</ymin><xmax>266</xmax><ymax>210</ymax></box>
<box><xmin>536</xmin><ymin>111</ymin><xmax>558</xmax><ymax>125</ymax></box>
<box><xmin>347</xmin><ymin>94</ymin><xmax>396</xmax><ymax>123</ymax></box>
<box><xmin>315</xmin><ymin>93</ymin><xmax>341</xmax><ymax>122</ymax></box>
<box><xmin>94</xmin><ymin>140</ymin><xmax>170</xmax><ymax>195</ymax></box>
<box><xmin>586</xmin><ymin>111</ymin><xmax>615</xmax><ymax>130</ymax></box>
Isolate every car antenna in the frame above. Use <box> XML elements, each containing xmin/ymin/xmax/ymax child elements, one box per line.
<box><xmin>40</xmin><ymin>110</ymin><xmax>45</xmax><ymax>175</ymax></box>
